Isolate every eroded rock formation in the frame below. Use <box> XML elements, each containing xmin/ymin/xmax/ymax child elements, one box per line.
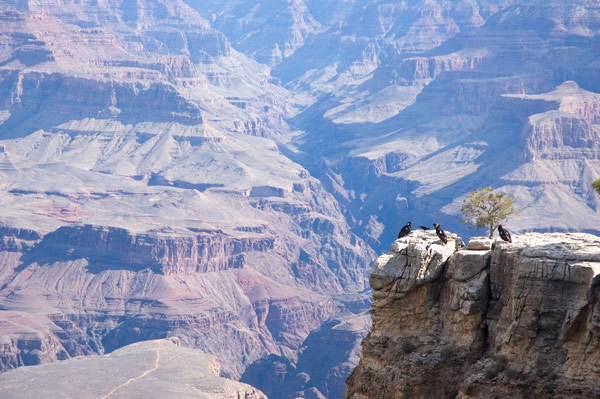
<box><xmin>345</xmin><ymin>231</ymin><xmax>600</xmax><ymax>399</ymax></box>
<box><xmin>2</xmin><ymin>1</ymin><xmax>600</xmax><ymax>395</ymax></box>
<box><xmin>0</xmin><ymin>0</ymin><xmax>375</xmax><ymax>383</ymax></box>
<box><xmin>242</xmin><ymin>312</ymin><xmax>370</xmax><ymax>399</ymax></box>
<box><xmin>0</xmin><ymin>217</ymin><xmax>370</xmax><ymax>378</ymax></box>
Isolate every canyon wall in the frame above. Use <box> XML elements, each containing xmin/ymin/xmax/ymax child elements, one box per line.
<box><xmin>0</xmin><ymin>218</ymin><xmax>370</xmax><ymax>378</ymax></box>
<box><xmin>345</xmin><ymin>231</ymin><xmax>600</xmax><ymax>399</ymax></box>
<box><xmin>2</xmin><ymin>1</ymin><xmax>600</xmax><ymax>396</ymax></box>
<box><xmin>0</xmin><ymin>0</ymin><xmax>374</xmax><ymax>382</ymax></box>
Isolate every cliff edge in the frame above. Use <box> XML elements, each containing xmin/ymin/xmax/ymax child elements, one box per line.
<box><xmin>344</xmin><ymin>230</ymin><xmax>600</xmax><ymax>399</ymax></box>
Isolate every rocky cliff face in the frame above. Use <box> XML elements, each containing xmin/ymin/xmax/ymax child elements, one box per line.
<box><xmin>511</xmin><ymin>81</ymin><xmax>600</xmax><ymax>161</ymax></box>
<box><xmin>215</xmin><ymin>0</ymin><xmax>600</xmax><ymax>250</ymax></box>
<box><xmin>0</xmin><ymin>0</ymin><xmax>294</xmax><ymax>139</ymax></box>
<box><xmin>0</xmin><ymin>208</ymin><xmax>370</xmax><ymax>377</ymax></box>
<box><xmin>36</xmin><ymin>224</ymin><xmax>276</xmax><ymax>274</ymax></box>
<box><xmin>345</xmin><ymin>231</ymin><xmax>600</xmax><ymax>398</ymax></box>
<box><xmin>0</xmin><ymin>0</ymin><xmax>375</xmax><ymax>381</ymax></box>
<box><xmin>186</xmin><ymin>0</ymin><xmax>321</xmax><ymax>66</ymax></box>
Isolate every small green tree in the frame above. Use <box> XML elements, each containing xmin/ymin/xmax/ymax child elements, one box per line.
<box><xmin>461</xmin><ymin>187</ymin><xmax>517</xmax><ymax>239</ymax></box>
<box><xmin>593</xmin><ymin>178</ymin><xmax>600</xmax><ymax>196</ymax></box>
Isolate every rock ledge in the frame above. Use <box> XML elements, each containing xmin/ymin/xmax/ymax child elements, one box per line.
<box><xmin>345</xmin><ymin>232</ymin><xmax>600</xmax><ymax>399</ymax></box>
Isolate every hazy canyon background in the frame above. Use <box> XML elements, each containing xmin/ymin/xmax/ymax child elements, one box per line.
<box><xmin>0</xmin><ymin>0</ymin><xmax>599</xmax><ymax>398</ymax></box>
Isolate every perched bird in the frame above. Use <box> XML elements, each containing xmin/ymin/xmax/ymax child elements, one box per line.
<box><xmin>433</xmin><ymin>223</ymin><xmax>448</xmax><ymax>244</ymax></box>
<box><xmin>419</xmin><ymin>225</ymin><xmax>429</xmax><ymax>230</ymax></box>
<box><xmin>498</xmin><ymin>225</ymin><xmax>512</xmax><ymax>243</ymax></box>
<box><xmin>397</xmin><ymin>221</ymin><xmax>412</xmax><ymax>238</ymax></box>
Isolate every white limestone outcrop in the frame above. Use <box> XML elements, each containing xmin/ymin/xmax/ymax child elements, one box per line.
<box><xmin>345</xmin><ymin>232</ymin><xmax>600</xmax><ymax>399</ymax></box>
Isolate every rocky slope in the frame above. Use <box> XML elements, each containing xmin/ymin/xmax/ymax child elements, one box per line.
<box><xmin>185</xmin><ymin>0</ymin><xmax>322</xmax><ymax>67</ymax></box>
<box><xmin>241</xmin><ymin>312</ymin><xmax>370</xmax><ymax>399</ymax></box>
<box><xmin>190</xmin><ymin>0</ymin><xmax>600</xmax><ymax>251</ymax></box>
<box><xmin>0</xmin><ymin>193</ymin><xmax>371</xmax><ymax>378</ymax></box>
<box><xmin>2</xmin><ymin>0</ymin><xmax>600</xmax><ymax>396</ymax></box>
<box><xmin>345</xmin><ymin>231</ymin><xmax>600</xmax><ymax>399</ymax></box>
<box><xmin>0</xmin><ymin>0</ymin><xmax>374</xmax><ymax>382</ymax></box>
<box><xmin>0</xmin><ymin>0</ymin><xmax>295</xmax><ymax>139</ymax></box>
<box><xmin>0</xmin><ymin>338</ymin><xmax>267</xmax><ymax>399</ymax></box>
<box><xmin>300</xmin><ymin>0</ymin><xmax>600</xmax><ymax>251</ymax></box>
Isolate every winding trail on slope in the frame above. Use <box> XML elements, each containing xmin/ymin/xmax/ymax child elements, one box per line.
<box><xmin>100</xmin><ymin>341</ymin><xmax>162</xmax><ymax>399</ymax></box>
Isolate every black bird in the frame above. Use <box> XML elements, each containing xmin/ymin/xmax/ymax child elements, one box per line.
<box><xmin>498</xmin><ymin>225</ymin><xmax>512</xmax><ymax>243</ymax></box>
<box><xmin>419</xmin><ymin>225</ymin><xmax>429</xmax><ymax>231</ymax></box>
<box><xmin>397</xmin><ymin>221</ymin><xmax>412</xmax><ymax>238</ymax></box>
<box><xmin>433</xmin><ymin>223</ymin><xmax>448</xmax><ymax>245</ymax></box>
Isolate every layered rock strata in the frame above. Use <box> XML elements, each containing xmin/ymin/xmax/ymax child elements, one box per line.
<box><xmin>345</xmin><ymin>231</ymin><xmax>600</xmax><ymax>399</ymax></box>
<box><xmin>0</xmin><ymin>218</ymin><xmax>369</xmax><ymax>377</ymax></box>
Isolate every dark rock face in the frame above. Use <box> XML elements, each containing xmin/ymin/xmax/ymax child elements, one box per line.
<box><xmin>242</xmin><ymin>313</ymin><xmax>370</xmax><ymax>399</ymax></box>
<box><xmin>6</xmin><ymin>72</ymin><xmax>204</xmax><ymax>124</ymax></box>
<box><xmin>345</xmin><ymin>232</ymin><xmax>600</xmax><ymax>399</ymax></box>
<box><xmin>0</xmin><ymin>226</ymin><xmax>40</xmax><ymax>252</ymax></box>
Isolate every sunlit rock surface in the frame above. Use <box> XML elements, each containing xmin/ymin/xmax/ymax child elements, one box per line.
<box><xmin>0</xmin><ymin>0</ymin><xmax>374</xmax><ymax>380</ymax></box>
<box><xmin>0</xmin><ymin>338</ymin><xmax>267</xmax><ymax>399</ymax></box>
<box><xmin>0</xmin><ymin>219</ymin><xmax>371</xmax><ymax>377</ymax></box>
<box><xmin>2</xmin><ymin>0</ymin><xmax>600</xmax><ymax>395</ymax></box>
<box><xmin>345</xmin><ymin>232</ymin><xmax>600</xmax><ymax>398</ymax></box>
<box><xmin>187</xmin><ymin>0</ymin><xmax>600</xmax><ymax>251</ymax></box>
